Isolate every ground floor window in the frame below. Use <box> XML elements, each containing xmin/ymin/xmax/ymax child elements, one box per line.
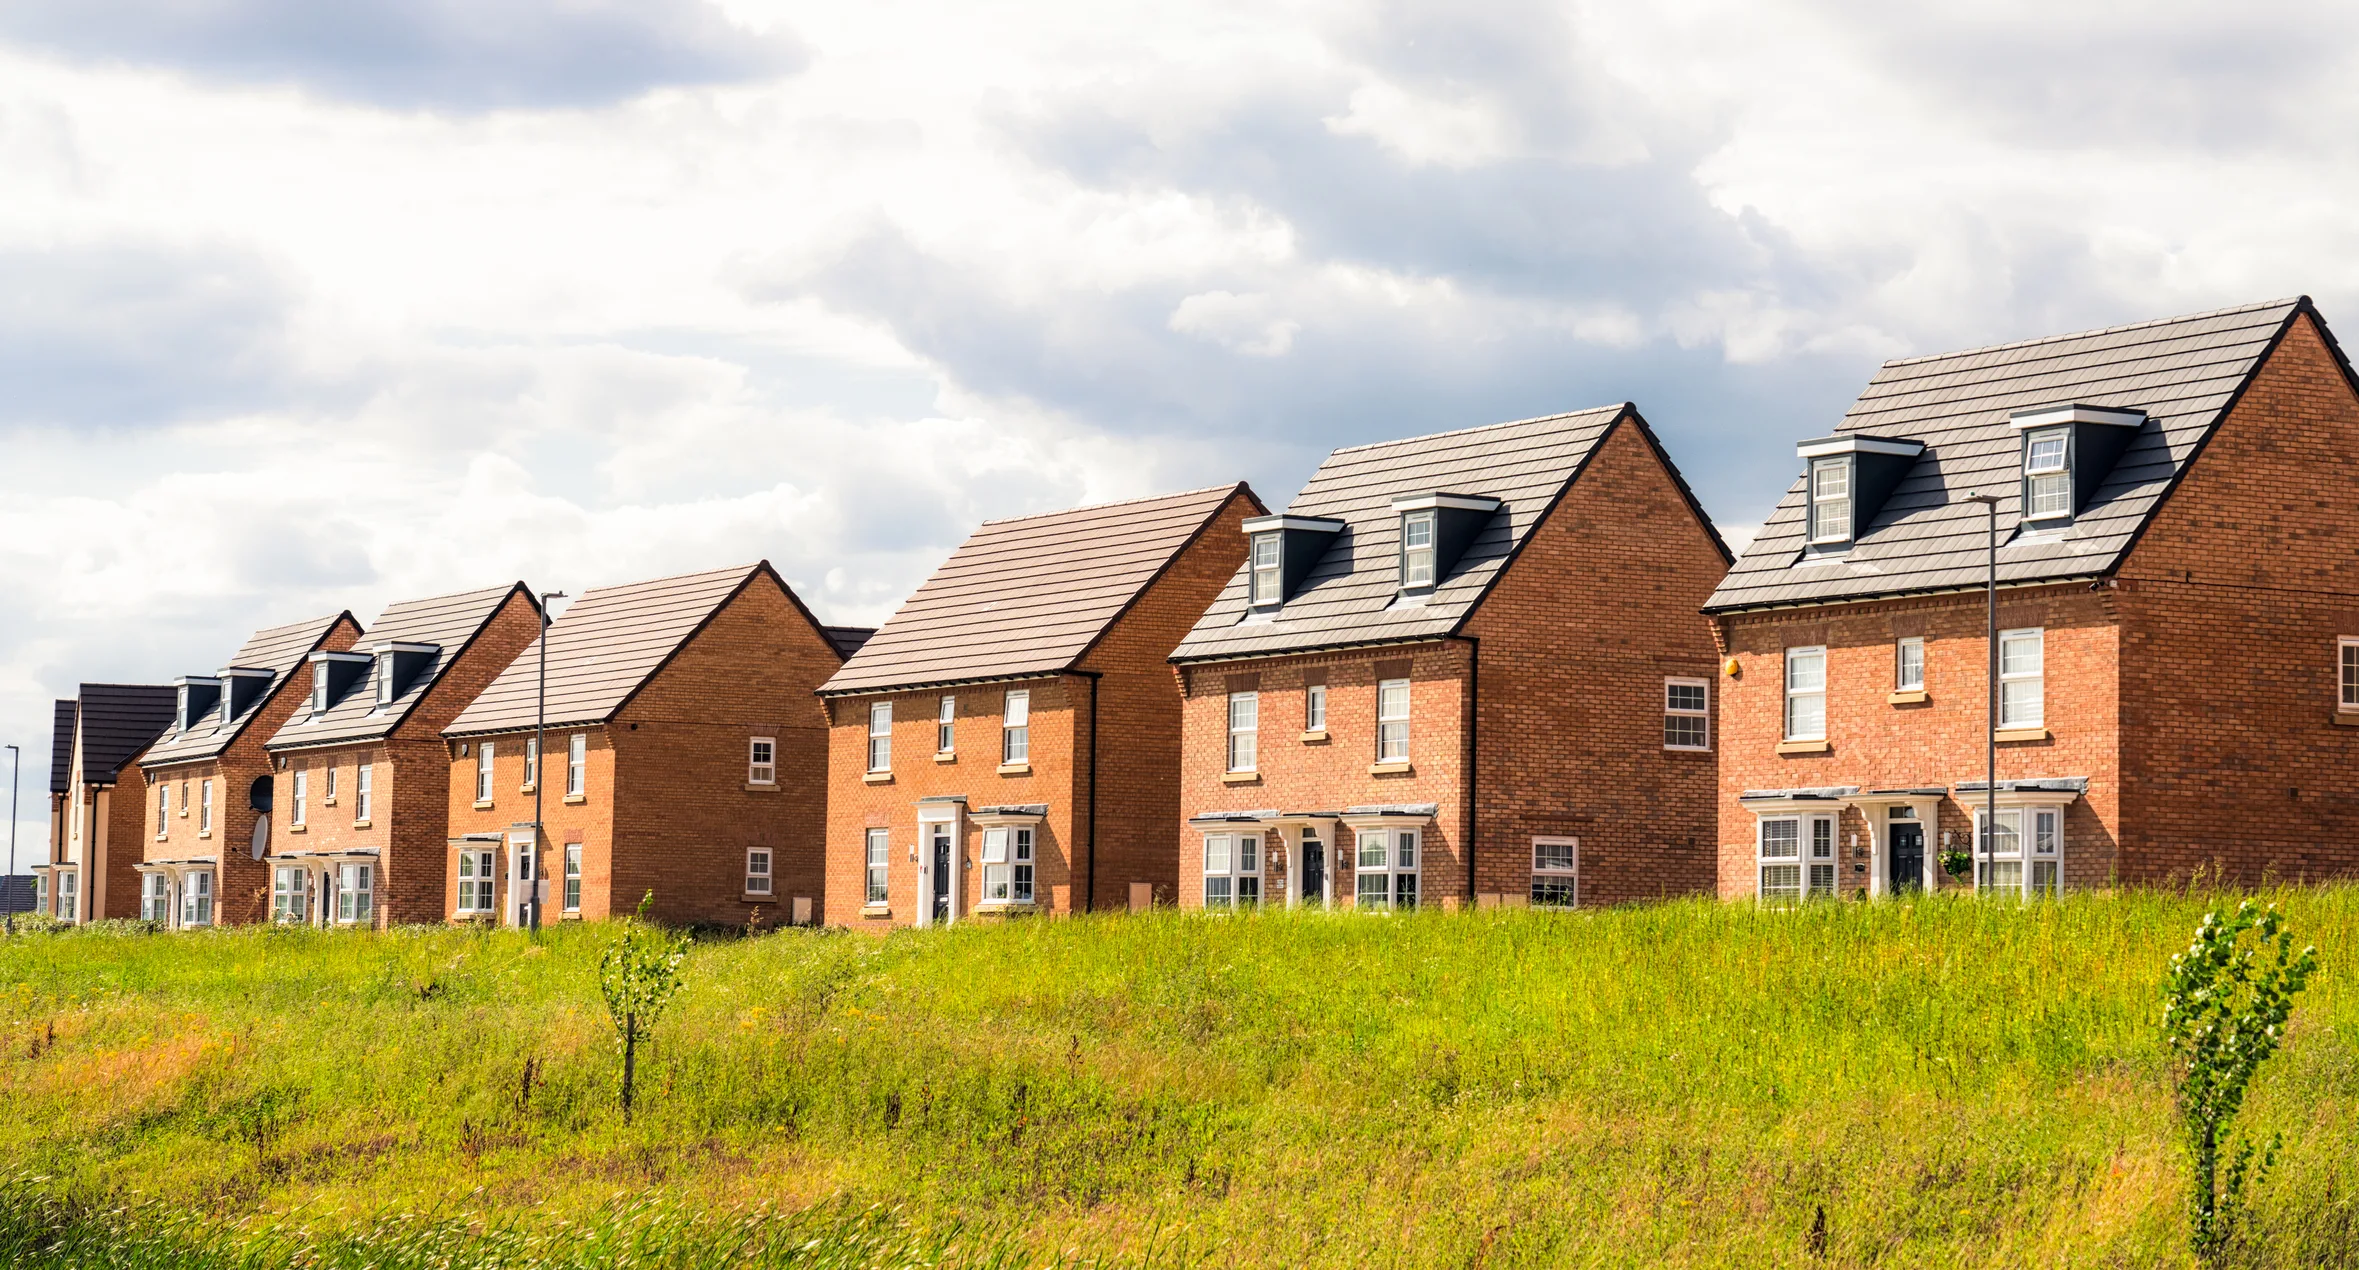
<box><xmin>337</xmin><ymin>864</ymin><xmax>373</xmax><ymax>924</ymax></box>
<box><xmin>1531</xmin><ymin>837</ymin><xmax>1578</xmax><ymax>908</ymax></box>
<box><xmin>983</xmin><ymin>827</ymin><xmax>1037</xmax><ymax>904</ymax></box>
<box><xmin>1202</xmin><ymin>832</ymin><xmax>1260</xmax><ymax>909</ymax></box>
<box><xmin>57</xmin><ymin>871</ymin><xmax>78</xmax><ymax>921</ymax></box>
<box><xmin>31</xmin><ymin>874</ymin><xmax>45</xmax><ymax>916</ymax></box>
<box><xmin>456</xmin><ymin>850</ymin><xmax>494</xmax><ymax>915</ymax></box>
<box><xmin>1976</xmin><ymin>807</ymin><xmax>2062</xmax><ymax>898</ymax></box>
<box><xmin>272</xmin><ymin>866</ymin><xmax>310</xmax><ymax>923</ymax></box>
<box><xmin>745</xmin><ymin>849</ymin><xmax>772</xmax><ymax>896</ymax></box>
<box><xmin>180</xmin><ymin>872</ymin><xmax>213</xmax><ymax>927</ymax></box>
<box><xmin>142</xmin><ymin>873</ymin><xmax>172</xmax><ymax>922</ymax></box>
<box><xmin>564</xmin><ymin>844</ymin><xmax>582</xmax><ymax>912</ymax></box>
<box><xmin>864</xmin><ymin>829</ymin><xmax>890</xmax><ymax>905</ymax></box>
<box><xmin>1757</xmin><ymin>814</ymin><xmax>1837</xmax><ymax>902</ymax></box>
<box><xmin>1355</xmin><ymin>829</ymin><xmax>1418</xmax><ymax>911</ymax></box>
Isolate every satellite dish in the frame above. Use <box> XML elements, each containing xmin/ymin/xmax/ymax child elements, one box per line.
<box><xmin>250</xmin><ymin>816</ymin><xmax>269</xmax><ymax>860</ymax></box>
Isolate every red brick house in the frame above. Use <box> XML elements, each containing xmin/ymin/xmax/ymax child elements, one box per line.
<box><xmin>820</xmin><ymin>485</ymin><xmax>1262</xmax><ymax>927</ymax></box>
<box><xmin>1170</xmin><ymin>406</ymin><xmax>1731</xmax><ymax>911</ymax></box>
<box><xmin>440</xmin><ymin>563</ymin><xmax>863</xmax><ymax>928</ymax></box>
<box><xmin>138</xmin><ymin>613</ymin><xmax>365</xmax><ymax>926</ymax></box>
<box><xmin>33</xmin><ymin>684</ymin><xmax>176</xmax><ymax>923</ymax></box>
<box><xmin>255</xmin><ymin>583</ymin><xmax>543</xmax><ymax>928</ymax></box>
<box><xmin>1707</xmin><ymin>297</ymin><xmax>2359</xmax><ymax>899</ymax></box>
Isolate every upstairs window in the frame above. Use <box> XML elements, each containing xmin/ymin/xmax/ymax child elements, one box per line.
<box><xmin>356</xmin><ymin>763</ymin><xmax>373</xmax><ymax>821</ymax></box>
<box><xmin>937</xmin><ymin>696</ymin><xmax>956</xmax><ymax>753</ymax></box>
<box><xmin>1377</xmin><ymin>679</ymin><xmax>1411</xmax><ymax>761</ymax></box>
<box><xmin>1783</xmin><ymin>647</ymin><xmax>1826</xmax><ymax>741</ymax></box>
<box><xmin>2342</xmin><ymin>638</ymin><xmax>2359</xmax><ymax>712</ymax></box>
<box><xmin>1896</xmin><ymin>636</ymin><xmax>1925</xmax><ymax>691</ymax></box>
<box><xmin>2023</xmin><ymin>428</ymin><xmax>2071</xmax><ymax>520</ymax></box>
<box><xmin>476</xmin><ymin>742</ymin><xmax>495</xmax><ymax>803</ymax></box>
<box><xmin>1305</xmin><ymin>683</ymin><xmax>1327</xmax><ymax>732</ymax></box>
<box><xmin>291</xmin><ymin>769</ymin><xmax>308</xmax><ymax>827</ymax></box>
<box><xmin>1250</xmin><ymin>534</ymin><xmax>1282</xmax><ymax>606</ymax></box>
<box><xmin>524</xmin><ymin>737</ymin><xmax>538</xmax><ymax>790</ymax></box>
<box><xmin>1664</xmin><ymin>679</ymin><xmax>1709</xmax><ymax>751</ymax></box>
<box><xmin>745</xmin><ymin>849</ymin><xmax>772</xmax><ymax>896</ymax></box>
<box><xmin>1227</xmin><ymin>691</ymin><xmax>1258</xmax><ymax>772</ymax></box>
<box><xmin>156</xmin><ymin>783</ymin><xmax>169</xmax><ymax>838</ymax></box>
<box><xmin>1003</xmin><ymin>690</ymin><xmax>1030</xmax><ymax>764</ymax></box>
<box><xmin>867</xmin><ymin>702</ymin><xmax>893</xmax><ymax>771</ymax></box>
<box><xmin>749</xmin><ymin>738</ymin><xmax>776</xmax><ymax>785</ymax></box>
<box><xmin>567</xmin><ymin>733</ymin><xmax>587</xmax><ymax>796</ymax></box>
<box><xmin>2000</xmin><ymin>629</ymin><xmax>2044</xmax><ymax>728</ymax></box>
<box><xmin>199</xmin><ymin>779</ymin><xmax>214</xmax><ymax>834</ymax></box>
<box><xmin>1400</xmin><ymin>511</ymin><xmax>1437</xmax><ymax>588</ymax></box>
<box><xmin>324</xmin><ymin>763</ymin><xmax>337</xmax><ymax>802</ymax></box>
<box><xmin>1809</xmin><ymin>458</ymin><xmax>1852</xmax><ymax>543</ymax></box>
<box><xmin>311</xmin><ymin>663</ymin><xmax>330</xmax><ymax>715</ymax></box>
<box><xmin>375</xmin><ymin>654</ymin><xmax>396</xmax><ymax>706</ymax></box>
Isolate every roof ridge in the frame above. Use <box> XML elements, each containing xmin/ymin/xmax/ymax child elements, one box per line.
<box><xmin>373</xmin><ymin>581</ymin><xmax>526</xmax><ymax>609</ymax></box>
<box><xmin>572</xmin><ymin>562</ymin><xmax>759</xmax><ymax>600</ymax></box>
<box><xmin>1328</xmin><ymin>403</ymin><xmax>1627</xmax><ymax>455</ymax></box>
<box><xmin>1878</xmin><ymin>297</ymin><xmax>2303</xmax><ymax>369</ymax></box>
<box><xmin>975</xmin><ymin>483</ymin><xmax>1241</xmax><ymax>528</ymax></box>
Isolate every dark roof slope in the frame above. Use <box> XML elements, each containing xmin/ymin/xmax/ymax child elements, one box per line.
<box><xmin>1174</xmin><ymin>406</ymin><xmax>1716</xmax><ymax>662</ymax></box>
<box><xmin>140</xmin><ymin>613</ymin><xmax>355</xmax><ymax>767</ymax></box>
<box><xmin>821</xmin><ymin>484</ymin><xmax>1257</xmax><ymax>695</ymax></box>
<box><xmin>49</xmin><ymin>701</ymin><xmax>74</xmax><ymax>796</ymax></box>
<box><xmin>75</xmin><ymin>684</ymin><xmax>177</xmax><ymax>783</ymax></box>
<box><xmin>1705</xmin><ymin>298</ymin><xmax>2319</xmax><ymax>612</ymax></box>
<box><xmin>267</xmin><ymin>583</ymin><xmax>531</xmax><ymax>752</ymax></box>
<box><xmin>447</xmin><ymin>563</ymin><xmax>824</xmax><ymax>737</ymax></box>
<box><xmin>822</xmin><ymin>626</ymin><xmax>877</xmax><ymax>659</ymax></box>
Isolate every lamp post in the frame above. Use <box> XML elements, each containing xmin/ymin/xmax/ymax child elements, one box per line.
<box><xmin>5</xmin><ymin>743</ymin><xmax>18</xmax><ymax>880</ymax></box>
<box><xmin>1963</xmin><ymin>493</ymin><xmax>2001</xmax><ymax>892</ymax></box>
<box><xmin>530</xmin><ymin>591</ymin><xmax>566</xmax><ymax>933</ymax></box>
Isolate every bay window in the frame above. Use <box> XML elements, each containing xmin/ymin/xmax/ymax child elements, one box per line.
<box><xmin>982</xmin><ymin>827</ymin><xmax>1035</xmax><ymax>904</ymax></box>
<box><xmin>337</xmin><ymin>864</ymin><xmax>373</xmax><ymax>924</ymax></box>
<box><xmin>271</xmin><ymin>866</ymin><xmax>309</xmax><ymax>924</ymax></box>
<box><xmin>1977</xmin><ymin>807</ymin><xmax>2063</xmax><ymax>897</ymax></box>
<box><xmin>1202</xmin><ymin>832</ymin><xmax>1260</xmax><ymax>909</ymax></box>
<box><xmin>180</xmin><ymin>871</ymin><xmax>212</xmax><ymax>927</ymax></box>
<box><xmin>1757</xmin><ymin>814</ymin><xmax>1836</xmax><ymax>902</ymax></box>
<box><xmin>456</xmin><ymin>849</ymin><xmax>494</xmax><ymax>915</ymax></box>
<box><xmin>1354</xmin><ymin>828</ymin><xmax>1418</xmax><ymax>911</ymax></box>
<box><xmin>142</xmin><ymin>873</ymin><xmax>172</xmax><ymax>922</ymax></box>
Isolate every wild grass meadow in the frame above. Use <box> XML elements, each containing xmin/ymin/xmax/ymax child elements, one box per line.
<box><xmin>2</xmin><ymin>888</ymin><xmax>2354</xmax><ymax>1267</ymax></box>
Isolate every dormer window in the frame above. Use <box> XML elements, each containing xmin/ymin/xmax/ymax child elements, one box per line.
<box><xmin>311</xmin><ymin>663</ymin><xmax>330</xmax><ymax>715</ymax></box>
<box><xmin>1401</xmin><ymin>511</ymin><xmax>1437</xmax><ymax>588</ymax></box>
<box><xmin>1237</xmin><ymin>514</ymin><xmax>1344</xmax><ymax>610</ymax></box>
<box><xmin>306</xmin><ymin>651</ymin><xmax>372</xmax><ymax>717</ymax></box>
<box><xmin>1809</xmin><ymin>458</ymin><xmax>1852</xmax><ymax>543</ymax></box>
<box><xmin>1250</xmin><ymin>534</ymin><xmax>1282</xmax><ymax>606</ymax></box>
<box><xmin>376</xmin><ymin>654</ymin><xmax>396</xmax><ymax>706</ymax></box>
<box><xmin>2023</xmin><ymin>429</ymin><xmax>2070</xmax><ymax>520</ymax></box>
<box><xmin>2006</xmin><ymin>404</ymin><xmax>2145</xmax><ymax>527</ymax></box>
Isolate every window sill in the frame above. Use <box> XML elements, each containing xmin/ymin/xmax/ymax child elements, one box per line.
<box><xmin>1887</xmin><ymin>690</ymin><xmax>1929</xmax><ymax>705</ymax></box>
<box><xmin>562</xmin><ymin>793</ymin><xmax>587</xmax><ymax>804</ymax></box>
<box><xmin>863</xmin><ymin>772</ymin><xmax>894</xmax><ymax>785</ymax></box>
<box><xmin>1299</xmin><ymin>730</ymin><xmax>1328</xmax><ymax>743</ymax></box>
<box><xmin>1776</xmin><ymin>739</ymin><xmax>1831</xmax><ymax>755</ymax></box>
<box><xmin>353</xmin><ymin>819</ymin><xmax>372</xmax><ymax>829</ymax></box>
<box><xmin>860</xmin><ymin>903</ymin><xmax>892</xmax><ymax>919</ymax></box>
<box><xmin>197</xmin><ymin>831</ymin><xmax>213</xmax><ymax>840</ymax></box>
<box><xmin>997</xmin><ymin>763</ymin><xmax>1031</xmax><ymax>776</ymax></box>
<box><xmin>744</xmin><ymin>782</ymin><xmax>778</xmax><ymax>793</ymax></box>
<box><xmin>1221</xmin><ymin>771</ymin><xmax>1261</xmax><ymax>784</ymax></box>
<box><xmin>519</xmin><ymin>784</ymin><xmax>536</xmax><ymax>794</ymax></box>
<box><xmin>2333</xmin><ymin>711</ymin><xmax>2359</xmax><ymax>727</ymax></box>
<box><xmin>321</xmin><ymin>797</ymin><xmax>337</xmax><ymax>807</ymax></box>
<box><xmin>1994</xmin><ymin>727</ymin><xmax>2049</xmax><ymax>743</ymax></box>
<box><xmin>288</xmin><ymin>824</ymin><xmax>307</xmax><ymax>834</ymax></box>
<box><xmin>743</xmin><ymin>892</ymin><xmax>773</xmax><ymax>902</ymax></box>
<box><xmin>1663</xmin><ymin>745</ymin><xmax>1712</xmax><ymax>755</ymax></box>
<box><xmin>973</xmin><ymin>901</ymin><xmax>1038</xmax><ymax>916</ymax></box>
<box><xmin>1369</xmin><ymin>761</ymin><xmax>1413</xmax><ymax>776</ymax></box>
<box><xmin>472</xmin><ymin>800</ymin><xmax>494</xmax><ymax>810</ymax></box>
<box><xmin>934</xmin><ymin>751</ymin><xmax>957</xmax><ymax>763</ymax></box>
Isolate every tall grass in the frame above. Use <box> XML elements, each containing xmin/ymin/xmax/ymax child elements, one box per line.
<box><xmin>3</xmin><ymin>889</ymin><xmax>2354</xmax><ymax>1267</ymax></box>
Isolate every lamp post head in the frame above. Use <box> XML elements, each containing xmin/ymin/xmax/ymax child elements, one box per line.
<box><xmin>1963</xmin><ymin>493</ymin><xmax>2001</xmax><ymax>507</ymax></box>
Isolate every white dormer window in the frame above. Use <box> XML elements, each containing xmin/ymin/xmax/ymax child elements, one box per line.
<box><xmin>1809</xmin><ymin>458</ymin><xmax>1852</xmax><ymax>543</ymax></box>
<box><xmin>311</xmin><ymin>663</ymin><xmax>330</xmax><ymax>715</ymax></box>
<box><xmin>2024</xmin><ymin>428</ymin><xmax>2071</xmax><ymax>520</ymax></box>
<box><xmin>1401</xmin><ymin>511</ymin><xmax>1436</xmax><ymax>588</ymax></box>
<box><xmin>376</xmin><ymin>654</ymin><xmax>396</xmax><ymax>706</ymax></box>
<box><xmin>1250</xmin><ymin>534</ymin><xmax>1282</xmax><ymax>606</ymax></box>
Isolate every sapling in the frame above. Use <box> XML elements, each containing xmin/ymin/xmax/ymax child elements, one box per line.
<box><xmin>2161</xmin><ymin>900</ymin><xmax>2316</xmax><ymax>1265</ymax></box>
<box><xmin>598</xmin><ymin>891</ymin><xmax>688</xmax><ymax>1124</ymax></box>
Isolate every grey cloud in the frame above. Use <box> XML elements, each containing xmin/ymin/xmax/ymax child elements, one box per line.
<box><xmin>0</xmin><ymin>0</ymin><xmax>802</xmax><ymax>111</ymax></box>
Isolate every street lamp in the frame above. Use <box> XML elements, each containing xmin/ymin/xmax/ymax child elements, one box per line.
<box><xmin>530</xmin><ymin>591</ymin><xmax>567</xmax><ymax>933</ymax></box>
<box><xmin>5</xmin><ymin>743</ymin><xmax>18</xmax><ymax>881</ymax></box>
<box><xmin>1963</xmin><ymin>492</ymin><xmax>2001</xmax><ymax>892</ymax></box>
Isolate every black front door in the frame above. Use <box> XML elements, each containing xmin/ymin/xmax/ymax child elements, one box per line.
<box><xmin>930</xmin><ymin>827</ymin><xmax>952</xmax><ymax>921</ymax></box>
<box><xmin>1300</xmin><ymin>836</ymin><xmax>1326</xmax><ymax>905</ymax></box>
<box><xmin>1889</xmin><ymin>823</ymin><xmax>1925</xmax><ymax>893</ymax></box>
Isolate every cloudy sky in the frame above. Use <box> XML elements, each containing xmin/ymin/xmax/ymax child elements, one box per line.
<box><xmin>7</xmin><ymin>0</ymin><xmax>2359</xmax><ymax>848</ymax></box>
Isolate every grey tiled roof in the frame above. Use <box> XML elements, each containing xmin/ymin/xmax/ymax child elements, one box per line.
<box><xmin>822</xmin><ymin>626</ymin><xmax>876</xmax><ymax>659</ymax></box>
<box><xmin>48</xmin><ymin>700</ymin><xmax>73</xmax><ymax>795</ymax></box>
<box><xmin>74</xmin><ymin>684</ymin><xmax>177</xmax><ymax>783</ymax></box>
<box><xmin>141</xmin><ymin>614</ymin><xmax>358</xmax><ymax>768</ymax></box>
<box><xmin>821</xmin><ymin>484</ymin><xmax>1259</xmax><ymax>696</ymax></box>
<box><xmin>266</xmin><ymin>583</ymin><xmax>531</xmax><ymax>752</ymax></box>
<box><xmin>445</xmin><ymin>563</ymin><xmax>824</xmax><ymax>737</ymax></box>
<box><xmin>1173</xmin><ymin>406</ymin><xmax>1719</xmax><ymax>662</ymax></box>
<box><xmin>1705</xmin><ymin>299</ymin><xmax>2319</xmax><ymax>612</ymax></box>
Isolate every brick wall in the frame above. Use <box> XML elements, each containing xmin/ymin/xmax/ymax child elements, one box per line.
<box><xmin>444</xmin><ymin>727</ymin><xmax>616</xmax><ymax>920</ymax></box>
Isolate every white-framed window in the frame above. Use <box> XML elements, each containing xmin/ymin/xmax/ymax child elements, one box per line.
<box><xmin>324</xmin><ymin>763</ymin><xmax>338</xmax><ymax>802</ymax></box>
<box><xmin>1999</xmin><ymin>628</ymin><xmax>2044</xmax><ymax>728</ymax></box>
<box><xmin>1003</xmin><ymin>690</ymin><xmax>1030</xmax><ymax>763</ymax></box>
<box><xmin>271</xmin><ymin>866</ymin><xmax>309</xmax><ymax>924</ymax></box>
<box><xmin>1809</xmin><ymin>457</ymin><xmax>1852</xmax><ymax>543</ymax></box>
<box><xmin>1531</xmin><ymin>837</ymin><xmax>1578</xmax><ymax>908</ymax></box>
<box><xmin>937</xmin><ymin>696</ymin><xmax>956</xmax><ymax>753</ymax></box>
<box><xmin>1227</xmin><ymin>691</ymin><xmax>1258</xmax><ymax>771</ymax></box>
<box><xmin>566</xmin><ymin>733</ymin><xmax>586</xmax><ymax>796</ymax></box>
<box><xmin>1377</xmin><ymin>678</ymin><xmax>1410</xmax><ymax>761</ymax></box>
<box><xmin>1977</xmin><ymin>807</ymin><xmax>2063</xmax><ymax>897</ymax></box>
<box><xmin>337</xmin><ymin>864</ymin><xmax>373</xmax><ymax>924</ymax></box>
<box><xmin>745</xmin><ymin>849</ymin><xmax>772</xmax><ymax>896</ymax></box>
<box><xmin>1896</xmin><ymin>636</ymin><xmax>1925</xmax><ymax>691</ymax></box>
<box><xmin>311</xmin><ymin>662</ymin><xmax>330</xmax><ymax>715</ymax></box>
<box><xmin>355</xmin><ymin>763</ymin><xmax>372</xmax><ymax>821</ymax></box>
<box><xmin>1250</xmin><ymin>533</ymin><xmax>1282</xmax><ymax>605</ymax></box>
<box><xmin>156</xmin><ymin>782</ymin><xmax>169</xmax><ymax>838</ymax></box>
<box><xmin>375</xmin><ymin>653</ymin><xmax>396</xmax><ymax>706</ymax></box>
<box><xmin>981</xmin><ymin>826</ymin><xmax>1037</xmax><ymax>904</ymax></box>
<box><xmin>1305</xmin><ymin>683</ymin><xmax>1327</xmax><ymax>732</ymax></box>
<box><xmin>2024</xmin><ymin>427</ymin><xmax>2071</xmax><ymax>520</ymax></box>
<box><xmin>199</xmin><ymin>779</ymin><xmax>213</xmax><ymax>834</ymax></box>
<box><xmin>1664</xmin><ymin>678</ymin><xmax>1709</xmax><ymax>750</ymax></box>
<box><xmin>181</xmin><ymin>871</ymin><xmax>212</xmax><ymax>927</ymax></box>
<box><xmin>179</xmin><ymin>779</ymin><xmax>189</xmax><ymax>815</ymax></box>
<box><xmin>456</xmin><ymin>850</ymin><xmax>494</xmax><ymax>915</ymax></box>
<box><xmin>1784</xmin><ymin>647</ymin><xmax>1826</xmax><ymax>741</ymax></box>
<box><xmin>864</xmin><ymin>829</ymin><xmax>891</xmax><ymax>905</ymax></box>
<box><xmin>563</xmin><ymin>843</ymin><xmax>582</xmax><ymax>912</ymax></box>
<box><xmin>1756</xmin><ymin>814</ymin><xmax>1837</xmax><ymax>902</ymax></box>
<box><xmin>30</xmin><ymin>873</ymin><xmax>44</xmax><ymax>917</ymax></box>
<box><xmin>1202</xmin><ymin>832</ymin><xmax>1261</xmax><ymax>909</ymax></box>
<box><xmin>476</xmin><ymin>742</ymin><xmax>495</xmax><ymax>802</ymax></box>
<box><xmin>867</xmin><ymin>702</ymin><xmax>892</xmax><ymax>771</ymax></box>
<box><xmin>523</xmin><ymin>737</ymin><xmax>538</xmax><ymax>790</ymax></box>
<box><xmin>1354</xmin><ymin>828</ymin><xmax>1418</xmax><ymax>911</ymax></box>
<box><xmin>141</xmin><ymin>873</ymin><xmax>171</xmax><ymax>922</ymax></box>
<box><xmin>1401</xmin><ymin>511</ymin><xmax>1437</xmax><ymax>588</ymax></box>
<box><xmin>748</xmin><ymin>737</ymin><xmax>776</xmax><ymax>785</ymax></box>
<box><xmin>57</xmin><ymin>871</ymin><xmax>77</xmax><ymax>921</ymax></box>
<box><xmin>2342</xmin><ymin>638</ymin><xmax>2359</xmax><ymax>712</ymax></box>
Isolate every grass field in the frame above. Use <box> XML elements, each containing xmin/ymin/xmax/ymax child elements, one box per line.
<box><xmin>2</xmin><ymin>887</ymin><xmax>2355</xmax><ymax>1268</ymax></box>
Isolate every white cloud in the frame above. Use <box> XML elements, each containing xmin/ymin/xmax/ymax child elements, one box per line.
<box><xmin>1168</xmin><ymin>290</ymin><xmax>1300</xmax><ymax>357</ymax></box>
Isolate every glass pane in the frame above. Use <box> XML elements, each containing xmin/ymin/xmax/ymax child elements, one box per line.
<box><xmin>2001</xmin><ymin>632</ymin><xmax>2043</xmax><ymax>675</ymax></box>
<box><xmin>2030</xmin><ymin>860</ymin><xmax>2059</xmax><ymax>896</ymax></box>
<box><xmin>1204</xmin><ymin>877</ymin><xmax>1230</xmax><ymax>909</ymax></box>
<box><xmin>2001</xmin><ymin>679</ymin><xmax>2043</xmax><ymax>727</ymax></box>
<box><xmin>1395</xmin><ymin>874</ymin><xmax>1417</xmax><ymax>910</ymax></box>
<box><xmin>1809</xmin><ymin>863</ymin><xmax>1836</xmax><ymax>894</ymax></box>
<box><xmin>1204</xmin><ymin>836</ymin><xmax>1230</xmax><ymax>874</ymax></box>
<box><xmin>1533</xmin><ymin>840</ymin><xmax>1575</xmax><ymax>872</ymax></box>
<box><xmin>1786</xmin><ymin>693</ymin><xmax>1824</xmax><ymax>739</ymax></box>
<box><xmin>1237</xmin><ymin>876</ymin><xmax>1260</xmax><ymax>907</ymax></box>
<box><xmin>1403</xmin><ymin>514</ymin><xmax>1433</xmax><ymax>547</ymax></box>
<box><xmin>1786</xmin><ymin>648</ymin><xmax>1824</xmax><ymax>691</ymax></box>
<box><xmin>1355</xmin><ymin>872</ymin><xmax>1388</xmax><ymax>910</ymax></box>
<box><xmin>1237</xmin><ymin>835</ymin><xmax>1258</xmax><ymax>872</ymax></box>
<box><xmin>1810</xmin><ymin>819</ymin><xmax>1834</xmax><ymax>859</ymax></box>
<box><xmin>1666</xmin><ymin>716</ymin><xmax>1707</xmax><ymax>747</ymax></box>
<box><xmin>1666</xmin><ymin>682</ymin><xmax>1707</xmax><ymax>712</ymax></box>
<box><xmin>1395</xmin><ymin>832</ymin><xmax>1418</xmax><ymax>869</ymax></box>
<box><xmin>1760</xmin><ymin>820</ymin><xmax>1799</xmax><ymax>858</ymax></box>
<box><xmin>1759</xmin><ymin>864</ymin><xmax>1801</xmax><ymax>901</ymax></box>
<box><xmin>1357</xmin><ymin>833</ymin><xmax>1387</xmax><ymax>869</ymax></box>
<box><xmin>1531</xmin><ymin>878</ymin><xmax>1576</xmax><ymax>907</ymax></box>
